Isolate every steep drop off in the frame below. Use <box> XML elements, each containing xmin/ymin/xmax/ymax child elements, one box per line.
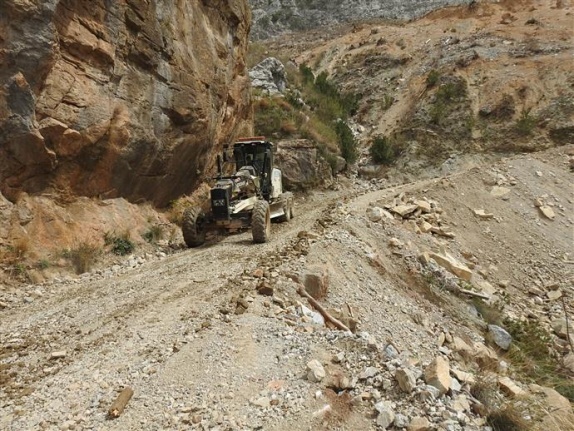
<box><xmin>0</xmin><ymin>0</ymin><xmax>252</xmax><ymax>207</ymax></box>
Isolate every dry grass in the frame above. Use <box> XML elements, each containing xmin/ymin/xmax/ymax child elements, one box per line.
<box><xmin>67</xmin><ymin>241</ymin><xmax>101</xmax><ymax>274</ymax></box>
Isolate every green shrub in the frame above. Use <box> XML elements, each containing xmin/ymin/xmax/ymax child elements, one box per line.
<box><xmin>426</xmin><ymin>69</ymin><xmax>440</xmax><ymax>87</ymax></box>
<box><xmin>370</xmin><ymin>136</ymin><xmax>399</xmax><ymax>165</ymax></box>
<box><xmin>105</xmin><ymin>231</ymin><xmax>135</xmax><ymax>256</ymax></box>
<box><xmin>436</xmin><ymin>81</ymin><xmax>466</xmax><ymax>103</ymax></box>
<box><xmin>143</xmin><ymin>225</ymin><xmax>164</xmax><ymax>244</ymax></box>
<box><xmin>335</xmin><ymin>121</ymin><xmax>357</xmax><ymax>165</ymax></box>
<box><xmin>514</xmin><ymin>109</ymin><xmax>536</xmax><ymax>136</ymax></box>
<box><xmin>381</xmin><ymin>94</ymin><xmax>394</xmax><ymax>111</ymax></box>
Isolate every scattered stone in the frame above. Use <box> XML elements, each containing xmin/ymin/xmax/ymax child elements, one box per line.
<box><xmin>408</xmin><ymin>416</ymin><xmax>431</xmax><ymax>431</ymax></box>
<box><xmin>301</xmin><ymin>268</ymin><xmax>329</xmax><ymax>300</ymax></box>
<box><xmin>256</xmin><ymin>280</ymin><xmax>274</xmax><ymax>296</ymax></box>
<box><xmin>498</xmin><ymin>377</ymin><xmax>527</xmax><ymax>397</ymax></box>
<box><xmin>429</xmin><ymin>226</ymin><xmax>456</xmax><ymax>238</ymax></box>
<box><xmin>252</xmin><ymin>268</ymin><xmax>264</xmax><ymax>278</ymax></box>
<box><xmin>420</xmin><ymin>221</ymin><xmax>433</xmax><ymax>233</ymax></box>
<box><xmin>306</xmin><ymin>360</ymin><xmax>326</xmax><ymax>382</ymax></box>
<box><xmin>429</xmin><ymin>252</ymin><xmax>473</xmax><ymax>281</ymax></box>
<box><xmin>488</xmin><ymin>325</ymin><xmax>512</xmax><ymax>350</ymax></box>
<box><xmin>490</xmin><ymin>186</ymin><xmax>510</xmax><ymax>197</ymax></box>
<box><xmin>50</xmin><ymin>351</ymin><xmax>67</xmax><ymax>359</ymax></box>
<box><xmin>452</xmin><ymin>394</ymin><xmax>470</xmax><ymax>412</ymax></box>
<box><xmin>326</xmin><ymin>369</ymin><xmax>352</xmax><ymax>390</ymax></box>
<box><xmin>359</xmin><ymin>366</ymin><xmax>379</xmax><ymax>380</ymax></box>
<box><xmin>394</xmin><ymin>413</ymin><xmax>409</xmax><ymax>428</ymax></box>
<box><xmin>473</xmin><ymin>209</ymin><xmax>494</xmax><ymax>219</ymax></box>
<box><xmin>250</xmin><ymin>397</ymin><xmax>270</xmax><ymax>408</ymax></box>
<box><xmin>424</xmin><ymin>356</ymin><xmax>451</xmax><ymax>395</ymax></box>
<box><xmin>392</xmin><ymin>204</ymin><xmax>418</xmax><ymax>217</ymax></box>
<box><xmin>395</xmin><ymin>368</ymin><xmax>417</xmax><ymax>393</ymax></box>
<box><xmin>389</xmin><ymin>238</ymin><xmax>404</xmax><ymax>248</ymax></box>
<box><xmin>374</xmin><ymin>401</ymin><xmax>395</xmax><ymax>429</ymax></box>
<box><xmin>473</xmin><ymin>342</ymin><xmax>499</xmax><ymax>369</ymax></box>
<box><xmin>539</xmin><ymin>206</ymin><xmax>556</xmax><ymax>220</ymax></box>
<box><xmin>416</xmin><ymin>200</ymin><xmax>432</xmax><ymax>213</ymax></box>
<box><xmin>366</xmin><ymin>206</ymin><xmax>385</xmax><ymax>222</ymax></box>
<box><xmin>551</xmin><ymin>318</ymin><xmax>569</xmax><ymax>339</ymax></box>
<box><xmin>451</xmin><ymin>368</ymin><xmax>475</xmax><ymax>384</ymax></box>
<box><xmin>547</xmin><ymin>290</ymin><xmax>562</xmax><ymax>301</ymax></box>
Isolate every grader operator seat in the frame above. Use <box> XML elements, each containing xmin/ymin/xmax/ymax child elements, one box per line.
<box><xmin>232</xmin><ymin>138</ymin><xmax>274</xmax><ymax>200</ymax></box>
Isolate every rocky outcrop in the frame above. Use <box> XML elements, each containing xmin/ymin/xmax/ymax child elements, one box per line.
<box><xmin>249</xmin><ymin>0</ymin><xmax>472</xmax><ymax>39</ymax></box>
<box><xmin>274</xmin><ymin>139</ymin><xmax>333</xmax><ymax>191</ymax></box>
<box><xmin>0</xmin><ymin>0</ymin><xmax>252</xmax><ymax>207</ymax></box>
<box><xmin>249</xmin><ymin>57</ymin><xmax>287</xmax><ymax>95</ymax></box>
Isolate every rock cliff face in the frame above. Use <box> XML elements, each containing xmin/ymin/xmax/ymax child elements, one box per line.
<box><xmin>249</xmin><ymin>0</ymin><xmax>472</xmax><ymax>39</ymax></box>
<box><xmin>0</xmin><ymin>0</ymin><xmax>252</xmax><ymax>207</ymax></box>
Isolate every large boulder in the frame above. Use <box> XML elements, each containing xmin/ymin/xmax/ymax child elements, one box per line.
<box><xmin>275</xmin><ymin>139</ymin><xmax>333</xmax><ymax>190</ymax></box>
<box><xmin>0</xmin><ymin>0</ymin><xmax>252</xmax><ymax>207</ymax></box>
<box><xmin>249</xmin><ymin>57</ymin><xmax>286</xmax><ymax>95</ymax></box>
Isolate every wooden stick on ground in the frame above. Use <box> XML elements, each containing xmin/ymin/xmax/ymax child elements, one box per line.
<box><xmin>108</xmin><ymin>386</ymin><xmax>134</xmax><ymax>419</ymax></box>
<box><xmin>297</xmin><ymin>286</ymin><xmax>352</xmax><ymax>333</ymax></box>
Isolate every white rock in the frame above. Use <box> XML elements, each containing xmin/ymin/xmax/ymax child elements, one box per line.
<box><xmin>306</xmin><ymin>359</ymin><xmax>326</xmax><ymax>382</ymax></box>
<box><xmin>374</xmin><ymin>401</ymin><xmax>395</xmax><ymax>429</ymax></box>
<box><xmin>395</xmin><ymin>368</ymin><xmax>417</xmax><ymax>393</ymax></box>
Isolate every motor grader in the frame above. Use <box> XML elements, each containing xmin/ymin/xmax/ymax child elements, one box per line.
<box><xmin>181</xmin><ymin>137</ymin><xmax>294</xmax><ymax>247</ymax></box>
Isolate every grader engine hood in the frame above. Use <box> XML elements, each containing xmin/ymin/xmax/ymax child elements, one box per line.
<box><xmin>211</xmin><ymin>180</ymin><xmax>232</xmax><ymax>219</ymax></box>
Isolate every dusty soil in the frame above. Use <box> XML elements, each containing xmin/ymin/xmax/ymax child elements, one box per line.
<box><xmin>1</xmin><ymin>144</ymin><xmax>572</xmax><ymax>430</ymax></box>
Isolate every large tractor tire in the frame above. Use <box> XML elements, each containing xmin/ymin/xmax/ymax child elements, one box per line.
<box><xmin>278</xmin><ymin>192</ymin><xmax>293</xmax><ymax>222</ymax></box>
<box><xmin>182</xmin><ymin>206</ymin><xmax>206</xmax><ymax>248</ymax></box>
<box><xmin>252</xmin><ymin>200</ymin><xmax>271</xmax><ymax>243</ymax></box>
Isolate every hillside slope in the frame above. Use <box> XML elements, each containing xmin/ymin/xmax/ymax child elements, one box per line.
<box><xmin>266</xmin><ymin>0</ymin><xmax>573</xmax><ymax>176</ymax></box>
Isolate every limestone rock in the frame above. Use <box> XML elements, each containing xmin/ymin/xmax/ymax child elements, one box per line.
<box><xmin>249</xmin><ymin>57</ymin><xmax>286</xmax><ymax>94</ymax></box>
<box><xmin>306</xmin><ymin>360</ymin><xmax>326</xmax><ymax>382</ymax></box>
<box><xmin>374</xmin><ymin>401</ymin><xmax>395</xmax><ymax>429</ymax></box>
<box><xmin>408</xmin><ymin>417</ymin><xmax>431</xmax><ymax>431</ymax></box>
<box><xmin>490</xmin><ymin>186</ymin><xmax>510</xmax><ymax>197</ymax></box>
<box><xmin>301</xmin><ymin>267</ymin><xmax>329</xmax><ymax>300</ymax></box>
<box><xmin>488</xmin><ymin>325</ymin><xmax>512</xmax><ymax>350</ymax></box>
<box><xmin>429</xmin><ymin>252</ymin><xmax>472</xmax><ymax>281</ymax></box>
<box><xmin>416</xmin><ymin>200</ymin><xmax>432</xmax><ymax>213</ymax></box>
<box><xmin>551</xmin><ymin>318</ymin><xmax>569</xmax><ymax>339</ymax></box>
<box><xmin>424</xmin><ymin>356</ymin><xmax>451</xmax><ymax>395</ymax></box>
<box><xmin>275</xmin><ymin>139</ymin><xmax>333</xmax><ymax>191</ymax></box>
<box><xmin>366</xmin><ymin>207</ymin><xmax>385</xmax><ymax>222</ymax></box>
<box><xmin>498</xmin><ymin>377</ymin><xmax>526</xmax><ymax>397</ymax></box>
<box><xmin>395</xmin><ymin>368</ymin><xmax>417</xmax><ymax>393</ymax></box>
<box><xmin>392</xmin><ymin>204</ymin><xmax>418</xmax><ymax>217</ymax></box>
<box><xmin>539</xmin><ymin>206</ymin><xmax>556</xmax><ymax>220</ymax></box>
<box><xmin>473</xmin><ymin>209</ymin><xmax>494</xmax><ymax>219</ymax></box>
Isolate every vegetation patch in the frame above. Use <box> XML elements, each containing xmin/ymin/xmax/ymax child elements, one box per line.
<box><xmin>105</xmin><ymin>231</ymin><xmax>135</xmax><ymax>256</ymax></box>
<box><xmin>253</xmin><ymin>63</ymin><xmax>360</xmax><ymax>167</ymax></box>
<box><xmin>67</xmin><ymin>241</ymin><xmax>101</xmax><ymax>274</ymax></box>
<box><xmin>505</xmin><ymin>318</ymin><xmax>574</xmax><ymax>401</ymax></box>
<box><xmin>143</xmin><ymin>225</ymin><xmax>164</xmax><ymax>244</ymax></box>
<box><xmin>514</xmin><ymin>109</ymin><xmax>537</xmax><ymax>136</ymax></box>
<box><xmin>370</xmin><ymin>135</ymin><xmax>400</xmax><ymax>165</ymax></box>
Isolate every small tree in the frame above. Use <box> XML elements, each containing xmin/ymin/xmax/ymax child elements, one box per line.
<box><xmin>335</xmin><ymin>121</ymin><xmax>358</xmax><ymax>165</ymax></box>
